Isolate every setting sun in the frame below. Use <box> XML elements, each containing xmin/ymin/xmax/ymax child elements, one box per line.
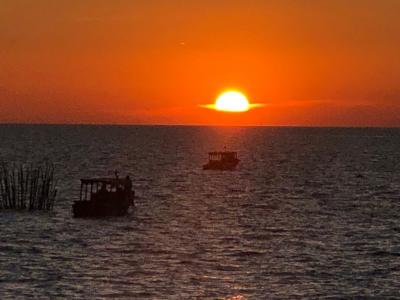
<box><xmin>215</xmin><ymin>91</ymin><xmax>250</xmax><ymax>112</ymax></box>
<box><xmin>201</xmin><ymin>90</ymin><xmax>265</xmax><ymax>113</ymax></box>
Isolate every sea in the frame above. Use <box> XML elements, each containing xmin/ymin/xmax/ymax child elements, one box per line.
<box><xmin>0</xmin><ymin>125</ymin><xmax>400</xmax><ymax>299</ymax></box>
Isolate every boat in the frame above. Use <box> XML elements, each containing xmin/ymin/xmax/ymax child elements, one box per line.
<box><xmin>73</xmin><ymin>176</ymin><xmax>134</xmax><ymax>218</ymax></box>
<box><xmin>203</xmin><ymin>151</ymin><xmax>240</xmax><ymax>170</ymax></box>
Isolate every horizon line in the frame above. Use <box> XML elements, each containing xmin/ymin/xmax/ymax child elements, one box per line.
<box><xmin>0</xmin><ymin>122</ymin><xmax>399</xmax><ymax>129</ymax></box>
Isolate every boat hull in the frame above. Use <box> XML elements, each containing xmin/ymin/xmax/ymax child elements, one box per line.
<box><xmin>203</xmin><ymin>159</ymin><xmax>240</xmax><ymax>171</ymax></box>
<box><xmin>73</xmin><ymin>200</ymin><xmax>131</xmax><ymax>218</ymax></box>
<box><xmin>73</xmin><ymin>190</ymin><xmax>134</xmax><ymax>218</ymax></box>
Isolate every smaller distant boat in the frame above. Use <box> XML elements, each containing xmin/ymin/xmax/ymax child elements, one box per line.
<box><xmin>73</xmin><ymin>176</ymin><xmax>134</xmax><ymax>218</ymax></box>
<box><xmin>203</xmin><ymin>150</ymin><xmax>240</xmax><ymax>171</ymax></box>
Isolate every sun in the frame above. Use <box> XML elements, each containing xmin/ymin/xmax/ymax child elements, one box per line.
<box><xmin>200</xmin><ymin>89</ymin><xmax>265</xmax><ymax>112</ymax></box>
<box><xmin>215</xmin><ymin>91</ymin><xmax>249</xmax><ymax>112</ymax></box>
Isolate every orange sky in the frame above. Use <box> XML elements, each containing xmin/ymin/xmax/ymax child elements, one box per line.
<box><xmin>1</xmin><ymin>0</ymin><xmax>400</xmax><ymax>126</ymax></box>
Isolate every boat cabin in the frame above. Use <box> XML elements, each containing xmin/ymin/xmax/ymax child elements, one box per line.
<box><xmin>203</xmin><ymin>151</ymin><xmax>240</xmax><ymax>170</ymax></box>
<box><xmin>79</xmin><ymin>178</ymin><xmax>130</xmax><ymax>201</ymax></box>
<box><xmin>73</xmin><ymin>177</ymin><xmax>134</xmax><ymax>218</ymax></box>
<box><xmin>207</xmin><ymin>151</ymin><xmax>238</xmax><ymax>162</ymax></box>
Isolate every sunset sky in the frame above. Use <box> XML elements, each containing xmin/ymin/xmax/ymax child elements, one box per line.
<box><xmin>1</xmin><ymin>0</ymin><xmax>400</xmax><ymax>126</ymax></box>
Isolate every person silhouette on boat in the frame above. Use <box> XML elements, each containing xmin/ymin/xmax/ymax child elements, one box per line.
<box><xmin>124</xmin><ymin>176</ymin><xmax>132</xmax><ymax>194</ymax></box>
<box><xmin>93</xmin><ymin>182</ymin><xmax>109</xmax><ymax>202</ymax></box>
<box><xmin>99</xmin><ymin>183</ymin><xmax>108</xmax><ymax>194</ymax></box>
<box><xmin>124</xmin><ymin>175</ymin><xmax>134</xmax><ymax>205</ymax></box>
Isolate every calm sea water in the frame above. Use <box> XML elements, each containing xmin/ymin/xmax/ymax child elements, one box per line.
<box><xmin>1</xmin><ymin>125</ymin><xmax>400</xmax><ymax>298</ymax></box>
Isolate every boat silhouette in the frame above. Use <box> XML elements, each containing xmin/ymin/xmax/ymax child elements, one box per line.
<box><xmin>73</xmin><ymin>177</ymin><xmax>134</xmax><ymax>218</ymax></box>
<box><xmin>203</xmin><ymin>150</ymin><xmax>240</xmax><ymax>170</ymax></box>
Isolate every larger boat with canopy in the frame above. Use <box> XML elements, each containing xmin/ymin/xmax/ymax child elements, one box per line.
<box><xmin>203</xmin><ymin>150</ymin><xmax>240</xmax><ymax>170</ymax></box>
<box><xmin>73</xmin><ymin>176</ymin><xmax>134</xmax><ymax>218</ymax></box>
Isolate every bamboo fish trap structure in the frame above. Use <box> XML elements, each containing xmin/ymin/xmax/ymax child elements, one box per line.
<box><xmin>0</xmin><ymin>162</ymin><xmax>57</xmax><ymax>210</ymax></box>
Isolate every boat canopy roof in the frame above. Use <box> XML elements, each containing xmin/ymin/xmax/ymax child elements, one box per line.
<box><xmin>208</xmin><ymin>151</ymin><xmax>237</xmax><ymax>155</ymax></box>
<box><xmin>80</xmin><ymin>178</ymin><xmax>125</xmax><ymax>185</ymax></box>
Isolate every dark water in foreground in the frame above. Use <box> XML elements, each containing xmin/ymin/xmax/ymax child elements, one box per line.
<box><xmin>1</xmin><ymin>125</ymin><xmax>400</xmax><ymax>299</ymax></box>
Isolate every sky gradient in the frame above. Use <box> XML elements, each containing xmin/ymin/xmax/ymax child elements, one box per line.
<box><xmin>1</xmin><ymin>0</ymin><xmax>400</xmax><ymax>126</ymax></box>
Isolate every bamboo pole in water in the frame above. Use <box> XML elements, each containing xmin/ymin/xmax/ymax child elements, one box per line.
<box><xmin>0</xmin><ymin>162</ymin><xmax>57</xmax><ymax>211</ymax></box>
